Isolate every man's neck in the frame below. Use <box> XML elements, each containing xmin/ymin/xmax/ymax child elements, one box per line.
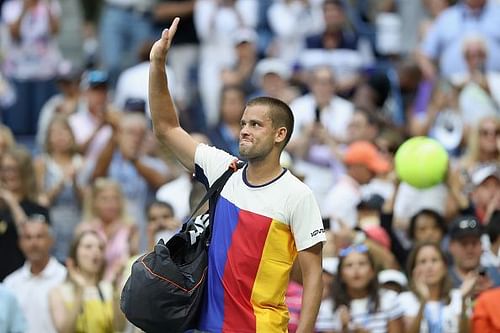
<box><xmin>246</xmin><ymin>157</ymin><xmax>283</xmax><ymax>186</ymax></box>
<box><xmin>30</xmin><ymin>257</ymin><xmax>50</xmax><ymax>276</ymax></box>
<box><xmin>456</xmin><ymin>265</ymin><xmax>475</xmax><ymax>281</ymax></box>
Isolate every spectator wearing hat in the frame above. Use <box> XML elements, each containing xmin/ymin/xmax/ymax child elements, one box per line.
<box><xmin>378</xmin><ymin>269</ymin><xmax>408</xmax><ymax>294</ymax></box>
<box><xmin>220</xmin><ymin>28</ymin><xmax>259</xmax><ymax>97</ymax></box>
<box><xmin>4</xmin><ymin>216</ymin><xmax>66</xmax><ymax>333</ymax></box>
<box><xmin>68</xmin><ymin>70</ymin><xmax>120</xmax><ymax>177</ymax></box>
<box><xmin>36</xmin><ymin>61</ymin><xmax>83</xmax><ymax>150</ymax></box>
<box><xmin>468</xmin><ymin>163</ymin><xmax>500</xmax><ymax>223</ymax></box>
<box><xmin>448</xmin><ymin>215</ymin><xmax>498</xmax><ymax>291</ymax></box>
<box><xmin>322</xmin><ymin>140</ymin><xmax>391</xmax><ymax>230</ymax></box>
<box><xmin>250</xmin><ymin>57</ymin><xmax>300</xmax><ymax>104</ymax></box>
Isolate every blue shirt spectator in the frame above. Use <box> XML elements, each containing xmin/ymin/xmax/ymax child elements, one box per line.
<box><xmin>0</xmin><ymin>284</ymin><xmax>26</xmax><ymax>333</ymax></box>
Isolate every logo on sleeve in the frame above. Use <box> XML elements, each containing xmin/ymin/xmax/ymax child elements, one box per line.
<box><xmin>310</xmin><ymin>228</ymin><xmax>325</xmax><ymax>238</ymax></box>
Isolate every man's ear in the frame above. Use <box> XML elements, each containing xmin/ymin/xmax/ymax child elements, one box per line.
<box><xmin>275</xmin><ymin>127</ymin><xmax>287</xmax><ymax>145</ymax></box>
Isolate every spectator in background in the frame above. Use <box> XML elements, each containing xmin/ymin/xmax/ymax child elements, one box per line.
<box><xmin>481</xmin><ymin>211</ymin><xmax>500</xmax><ymax>276</ymax></box>
<box><xmin>34</xmin><ymin>116</ymin><xmax>84</xmax><ymax>263</ymax></box>
<box><xmin>68</xmin><ymin>70</ymin><xmax>120</xmax><ymax>174</ymax></box>
<box><xmin>36</xmin><ymin>61</ymin><xmax>82</xmax><ymax>150</ymax></box>
<box><xmin>194</xmin><ymin>0</ymin><xmax>258</xmax><ymax>126</ymax></box>
<box><xmin>472</xmin><ymin>285</ymin><xmax>500</xmax><ymax>332</ymax></box>
<box><xmin>458</xmin><ymin>116</ymin><xmax>500</xmax><ymax>174</ymax></box>
<box><xmin>76</xmin><ymin>178</ymin><xmax>139</xmax><ymax>282</ymax></box>
<box><xmin>306</xmin><ymin>0</ymin><xmax>358</xmax><ymax>51</ymax></box>
<box><xmin>267</xmin><ymin>0</ymin><xmax>324</xmax><ymax>65</ymax></box>
<box><xmin>1</xmin><ymin>0</ymin><xmax>62</xmax><ymax>135</ymax></box>
<box><xmin>49</xmin><ymin>230</ymin><xmax>125</xmax><ymax>333</ymax></box>
<box><xmin>417</xmin><ymin>0</ymin><xmax>500</xmax><ymax>80</ymax></box>
<box><xmin>91</xmin><ymin>113</ymin><xmax>171</xmax><ymax>249</ymax></box>
<box><xmin>451</xmin><ymin>36</ymin><xmax>500</xmax><ymax>125</ymax></box>
<box><xmin>0</xmin><ymin>146</ymin><xmax>49</xmax><ymax>281</ymax></box>
<box><xmin>0</xmin><ymin>283</ymin><xmax>26</xmax><ymax>333</ymax></box>
<box><xmin>400</xmin><ymin>241</ymin><xmax>476</xmax><ymax>333</ymax></box>
<box><xmin>346</xmin><ymin>107</ymin><xmax>382</xmax><ymax>144</ymax></box>
<box><xmin>145</xmin><ymin>200</ymin><xmax>180</xmax><ymax>250</ymax></box>
<box><xmin>447</xmin><ymin>215</ymin><xmax>499</xmax><ymax>289</ymax></box>
<box><xmin>220</xmin><ymin>28</ymin><xmax>259</xmax><ymax>97</ymax></box>
<box><xmin>0</xmin><ymin>124</ymin><xmax>15</xmax><ymax>157</ymax></box>
<box><xmin>153</xmin><ymin>0</ymin><xmax>199</xmax><ymax>111</ymax></box>
<box><xmin>316</xmin><ymin>244</ymin><xmax>404</xmax><ymax>332</ymax></box>
<box><xmin>251</xmin><ymin>57</ymin><xmax>299</xmax><ymax>104</ymax></box>
<box><xmin>4</xmin><ymin>216</ymin><xmax>66</xmax><ymax>333</ymax></box>
<box><xmin>322</xmin><ymin>141</ymin><xmax>391</xmax><ymax>230</ymax></box>
<box><xmin>469</xmin><ymin>163</ymin><xmax>500</xmax><ymax>223</ymax></box>
<box><xmin>98</xmin><ymin>0</ymin><xmax>153</xmax><ymax>87</ymax></box>
<box><xmin>114</xmin><ymin>40</ymin><xmax>180</xmax><ymax>118</ymax></box>
<box><xmin>208</xmin><ymin>85</ymin><xmax>246</xmax><ymax>157</ymax></box>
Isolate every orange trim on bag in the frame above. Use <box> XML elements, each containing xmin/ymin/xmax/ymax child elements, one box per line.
<box><xmin>139</xmin><ymin>255</ymin><xmax>208</xmax><ymax>293</ymax></box>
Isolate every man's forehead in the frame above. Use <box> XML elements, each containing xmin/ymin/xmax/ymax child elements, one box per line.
<box><xmin>241</xmin><ymin>104</ymin><xmax>271</xmax><ymax>121</ymax></box>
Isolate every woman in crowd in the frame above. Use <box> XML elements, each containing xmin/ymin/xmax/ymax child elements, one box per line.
<box><xmin>400</xmin><ymin>242</ymin><xmax>476</xmax><ymax>333</ymax></box>
<box><xmin>0</xmin><ymin>146</ymin><xmax>49</xmax><ymax>281</ymax></box>
<box><xmin>76</xmin><ymin>178</ymin><xmax>138</xmax><ymax>282</ymax></box>
<box><xmin>35</xmin><ymin>115</ymin><xmax>84</xmax><ymax>262</ymax></box>
<box><xmin>316</xmin><ymin>243</ymin><xmax>404</xmax><ymax>333</ymax></box>
<box><xmin>458</xmin><ymin>115</ymin><xmax>499</xmax><ymax>174</ymax></box>
<box><xmin>49</xmin><ymin>230</ymin><xmax>124</xmax><ymax>333</ymax></box>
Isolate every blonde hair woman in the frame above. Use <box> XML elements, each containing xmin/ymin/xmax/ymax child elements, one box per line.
<box><xmin>76</xmin><ymin>178</ymin><xmax>138</xmax><ymax>282</ymax></box>
<box><xmin>34</xmin><ymin>115</ymin><xmax>84</xmax><ymax>262</ymax></box>
<box><xmin>49</xmin><ymin>230</ymin><xmax>125</xmax><ymax>333</ymax></box>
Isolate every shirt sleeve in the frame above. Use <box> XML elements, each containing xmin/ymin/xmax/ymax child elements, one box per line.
<box><xmin>398</xmin><ymin>291</ymin><xmax>420</xmax><ymax>317</ymax></box>
<box><xmin>289</xmin><ymin>188</ymin><xmax>326</xmax><ymax>251</ymax></box>
<box><xmin>194</xmin><ymin>143</ymin><xmax>236</xmax><ymax>188</ymax></box>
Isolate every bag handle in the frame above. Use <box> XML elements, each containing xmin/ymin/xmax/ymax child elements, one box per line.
<box><xmin>187</xmin><ymin>159</ymin><xmax>245</xmax><ymax>224</ymax></box>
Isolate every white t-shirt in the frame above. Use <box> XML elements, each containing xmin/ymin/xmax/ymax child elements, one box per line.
<box><xmin>316</xmin><ymin>289</ymin><xmax>403</xmax><ymax>333</ymax></box>
<box><xmin>194</xmin><ymin>143</ymin><xmax>326</xmax><ymax>332</ymax></box>
<box><xmin>4</xmin><ymin>258</ymin><xmax>67</xmax><ymax>333</ymax></box>
<box><xmin>1</xmin><ymin>0</ymin><xmax>62</xmax><ymax>79</ymax></box>
<box><xmin>398</xmin><ymin>289</ymin><xmax>463</xmax><ymax>333</ymax></box>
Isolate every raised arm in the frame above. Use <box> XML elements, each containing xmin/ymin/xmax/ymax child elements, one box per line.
<box><xmin>149</xmin><ymin>17</ymin><xmax>198</xmax><ymax>173</ymax></box>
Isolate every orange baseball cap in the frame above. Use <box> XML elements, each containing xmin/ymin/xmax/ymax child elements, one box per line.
<box><xmin>343</xmin><ymin>141</ymin><xmax>391</xmax><ymax>174</ymax></box>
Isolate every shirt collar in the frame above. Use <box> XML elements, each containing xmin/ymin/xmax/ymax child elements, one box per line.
<box><xmin>21</xmin><ymin>257</ymin><xmax>61</xmax><ymax>279</ymax></box>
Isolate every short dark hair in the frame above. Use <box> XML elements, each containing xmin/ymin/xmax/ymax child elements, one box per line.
<box><xmin>408</xmin><ymin>209</ymin><xmax>447</xmax><ymax>240</ymax></box>
<box><xmin>146</xmin><ymin>200</ymin><xmax>175</xmax><ymax>220</ymax></box>
<box><xmin>246</xmin><ymin>96</ymin><xmax>294</xmax><ymax>149</ymax></box>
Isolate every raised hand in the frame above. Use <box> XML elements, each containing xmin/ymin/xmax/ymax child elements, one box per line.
<box><xmin>413</xmin><ymin>266</ymin><xmax>430</xmax><ymax>301</ymax></box>
<box><xmin>150</xmin><ymin>17</ymin><xmax>179</xmax><ymax>64</ymax></box>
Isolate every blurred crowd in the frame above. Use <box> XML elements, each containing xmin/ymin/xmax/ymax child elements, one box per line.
<box><xmin>0</xmin><ymin>0</ymin><xmax>499</xmax><ymax>332</ymax></box>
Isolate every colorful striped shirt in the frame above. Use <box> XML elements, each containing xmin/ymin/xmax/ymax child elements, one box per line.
<box><xmin>194</xmin><ymin>144</ymin><xmax>326</xmax><ymax>333</ymax></box>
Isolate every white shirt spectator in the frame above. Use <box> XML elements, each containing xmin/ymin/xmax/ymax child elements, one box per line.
<box><xmin>114</xmin><ymin>63</ymin><xmax>179</xmax><ymax>117</ymax></box>
<box><xmin>267</xmin><ymin>0</ymin><xmax>324</xmax><ymax>65</ymax></box>
<box><xmin>321</xmin><ymin>174</ymin><xmax>362</xmax><ymax>229</ymax></box>
<box><xmin>399</xmin><ymin>289</ymin><xmax>464</xmax><ymax>333</ymax></box>
<box><xmin>316</xmin><ymin>289</ymin><xmax>403</xmax><ymax>333</ymax></box>
<box><xmin>290</xmin><ymin>92</ymin><xmax>354</xmax><ymax>143</ymax></box>
<box><xmin>4</xmin><ymin>258</ymin><xmax>67</xmax><ymax>333</ymax></box>
<box><xmin>1</xmin><ymin>0</ymin><xmax>62</xmax><ymax>80</ymax></box>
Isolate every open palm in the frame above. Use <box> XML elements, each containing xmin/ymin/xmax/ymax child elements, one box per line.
<box><xmin>150</xmin><ymin>17</ymin><xmax>179</xmax><ymax>63</ymax></box>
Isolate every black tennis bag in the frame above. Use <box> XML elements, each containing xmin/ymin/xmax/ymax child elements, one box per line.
<box><xmin>120</xmin><ymin>161</ymin><xmax>243</xmax><ymax>333</ymax></box>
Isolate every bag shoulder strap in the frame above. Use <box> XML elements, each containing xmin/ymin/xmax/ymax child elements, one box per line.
<box><xmin>186</xmin><ymin>159</ymin><xmax>245</xmax><ymax>222</ymax></box>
